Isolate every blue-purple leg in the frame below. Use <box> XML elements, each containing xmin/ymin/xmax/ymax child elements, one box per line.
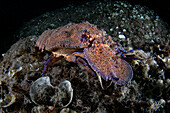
<box><xmin>76</xmin><ymin>57</ymin><xmax>96</xmax><ymax>76</ymax></box>
<box><xmin>41</xmin><ymin>55</ymin><xmax>62</xmax><ymax>76</ymax></box>
<box><xmin>41</xmin><ymin>57</ymin><xmax>52</xmax><ymax>76</ymax></box>
<box><xmin>65</xmin><ymin>54</ymin><xmax>96</xmax><ymax>76</ymax></box>
<box><xmin>119</xmin><ymin>52</ymin><xmax>143</xmax><ymax>61</ymax></box>
<box><xmin>66</xmin><ymin>54</ymin><xmax>107</xmax><ymax>89</ymax></box>
<box><xmin>126</xmin><ymin>48</ymin><xmax>141</xmax><ymax>53</ymax></box>
<box><xmin>117</xmin><ymin>48</ymin><xmax>144</xmax><ymax>63</ymax></box>
<box><xmin>118</xmin><ymin>47</ymin><xmax>141</xmax><ymax>53</ymax></box>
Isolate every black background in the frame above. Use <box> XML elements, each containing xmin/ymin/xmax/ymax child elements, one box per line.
<box><xmin>0</xmin><ymin>0</ymin><xmax>169</xmax><ymax>55</ymax></box>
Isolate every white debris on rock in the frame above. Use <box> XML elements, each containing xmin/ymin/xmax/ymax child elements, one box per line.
<box><xmin>118</xmin><ymin>34</ymin><xmax>126</xmax><ymax>39</ymax></box>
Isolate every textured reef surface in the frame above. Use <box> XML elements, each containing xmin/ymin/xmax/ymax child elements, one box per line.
<box><xmin>0</xmin><ymin>0</ymin><xmax>169</xmax><ymax>113</ymax></box>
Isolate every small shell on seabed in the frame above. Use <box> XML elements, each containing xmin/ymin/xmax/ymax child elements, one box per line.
<box><xmin>0</xmin><ymin>87</ymin><xmax>16</xmax><ymax>108</ymax></box>
<box><xmin>7</xmin><ymin>61</ymin><xmax>23</xmax><ymax>78</ymax></box>
<box><xmin>0</xmin><ymin>85</ymin><xmax>22</xmax><ymax>108</ymax></box>
<box><xmin>57</xmin><ymin>79</ymin><xmax>73</xmax><ymax>107</ymax></box>
<box><xmin>29</xmin><ymin>76</ymin><xmax>73</xmax><ymax>107</ymax></box>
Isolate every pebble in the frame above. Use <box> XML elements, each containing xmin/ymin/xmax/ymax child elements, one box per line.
<box><xmin>118</xmin><ymin>34</ymin><xmax>126</xmax><ymax>39</ymax></box>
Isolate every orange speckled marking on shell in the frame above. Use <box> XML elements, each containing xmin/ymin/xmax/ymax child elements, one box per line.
<box><xmin>84</xmin><ymin>45</ymin><xmax>133</xmax><ymax>85</ymax></box>
<box><xmin>36</xmin><ymin>22</ymin><xmax>100</xmax><ymax>52</ymax></box>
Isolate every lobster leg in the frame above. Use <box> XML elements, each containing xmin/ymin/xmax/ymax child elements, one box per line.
<box><xmin>65</xmin><ymin>53</ymin><xmax>96</xmax><ymax>76</ymax></box>
<box><xmin>115</xmin><ymin>47</ymin><xmax>144</xmax><ymax>63</ymax></box>
<box><xmin>65</xmin><ymin>53</ymin><xmax>106</xmax><ymax>89</ymax></box>
<box><xmin>41</xmin><ymin>55</ymin><xmax>62</xmax><ymax>76</ymax></box>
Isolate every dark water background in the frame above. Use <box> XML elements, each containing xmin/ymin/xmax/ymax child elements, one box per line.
<box><xmin>0</xmin><ymin>0</ymin><xmax>169</xmax><ymax>55</ymax></box>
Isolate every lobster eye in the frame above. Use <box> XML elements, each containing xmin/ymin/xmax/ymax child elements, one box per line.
<box><xmin>80</xmin><ymin>29</ymin><xmax>91</xmax><ymax>42</ymax></box>
<box><xmin>82</xmin><ymin>34</ymin><xmax>89</xmax><ymax>39</ymax></box>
